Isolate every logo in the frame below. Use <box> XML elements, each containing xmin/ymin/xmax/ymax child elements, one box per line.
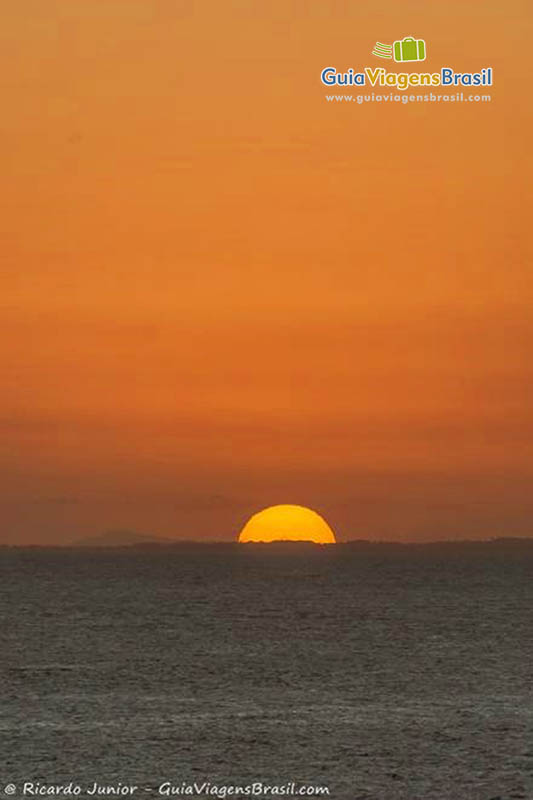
<box><xmin>373</xmin><ymin>36</ymin><xmax>426</xmax><ymax>62</ymax></box>
<box><xmin>321</xmin><ymin>36</ymin><xmax>493</xmax><ymax>91</ymax></box>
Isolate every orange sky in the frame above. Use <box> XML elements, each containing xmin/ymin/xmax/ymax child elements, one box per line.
<box><xmin>2</xmin><ymin>0</ymin><xmax>532</xmax><ymax>543</ymax></box>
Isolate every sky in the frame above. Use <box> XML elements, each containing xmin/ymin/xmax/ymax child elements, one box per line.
<box><xmin>1</xmin><ymin>0</ymin><xmax>532</xmax><ymax>544</ymax></box>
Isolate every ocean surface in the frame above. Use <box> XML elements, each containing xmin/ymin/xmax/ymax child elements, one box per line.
<box><xmin>1</xmin><ymin>543</ymin><xmax>533</xmax><ymax>800</ymax></box>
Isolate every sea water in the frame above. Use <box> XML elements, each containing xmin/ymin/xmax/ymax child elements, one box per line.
<box><xmin>1</xmin><ymin>543</ymin><xmax>532</xmax><ymax>800</ymax></box>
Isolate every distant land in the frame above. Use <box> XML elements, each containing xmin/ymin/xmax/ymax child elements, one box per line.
<box><xmin>0</xmin><ymin>534</ymin><xmax>532</xmax><ymax>549</ymax></box>
<box><xmin>73</xmin><ymin>529</ymin><xmax>174</xmax><ymax>547</ymax></box>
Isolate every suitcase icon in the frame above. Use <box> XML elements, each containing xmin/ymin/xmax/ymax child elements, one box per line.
<box><xmin>393</xmin><ymin>37</ymin><xmax>426</xmax><ymax>62</ymax></box>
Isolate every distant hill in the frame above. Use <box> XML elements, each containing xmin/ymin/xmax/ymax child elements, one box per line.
<box><xmin>74</xmin><ymin>529</ymin><xmax>173</xmax><ymax>547</ymax></box>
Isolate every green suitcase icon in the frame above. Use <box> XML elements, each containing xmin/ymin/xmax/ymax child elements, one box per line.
<box><xmin>393</xmin><ymin>36</ymin><xmax>426</xmax><ymax>62</ymax></box>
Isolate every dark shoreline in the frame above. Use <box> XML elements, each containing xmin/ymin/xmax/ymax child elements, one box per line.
<box><xmin>2</xmin><ymin>537</ymin><xmax>533</xmax><ymax>550</ymax></box>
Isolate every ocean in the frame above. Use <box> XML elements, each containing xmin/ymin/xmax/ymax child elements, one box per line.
<box><xmin>1</xmin><ymin>543</ymin><xmax>532</xmax><ymax>800</ymax></box>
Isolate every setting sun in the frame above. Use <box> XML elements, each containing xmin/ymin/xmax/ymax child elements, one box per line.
<box><xmin>238</xmin><ymin>505</ymin><xmax>336</xmax><ymax>544</ymax></box>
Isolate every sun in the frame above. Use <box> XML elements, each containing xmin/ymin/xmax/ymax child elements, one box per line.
<box><xmin>238</xmin><ymin>504</ymin><xmax>336</xmax><ymax>544</ymax></box>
